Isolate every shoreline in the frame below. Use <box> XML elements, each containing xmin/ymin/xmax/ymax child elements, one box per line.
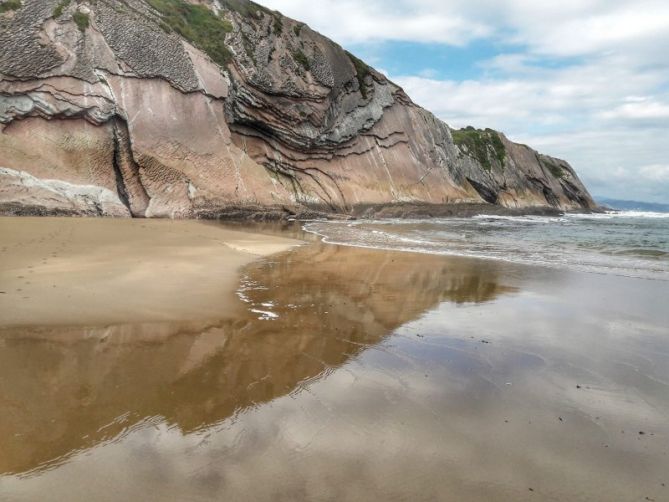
<box><xmin>0</xmin><ymin>201</ymin><xmax>602</xmax><ymax>222</ymax></box>
<box><xmin>301</xmin><ymin>223</ymin><xmax>669</xmax><ymax>283</ymax></box>
<box><xmin>1</xmin><ymin>217</ymin><xmax>667</xmax><ymax>501</ymax></box>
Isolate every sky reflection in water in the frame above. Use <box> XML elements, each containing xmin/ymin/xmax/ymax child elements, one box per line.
<box><xmin>0</xmin><ymin>241</ymin><xmax>667</xmax><ymax>501</ymax></box>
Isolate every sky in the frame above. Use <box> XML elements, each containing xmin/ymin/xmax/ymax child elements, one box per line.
<box><xmin>257</xmin><ymin>0</ymin><xmax>669</xmax><ymax>203</ymax></box>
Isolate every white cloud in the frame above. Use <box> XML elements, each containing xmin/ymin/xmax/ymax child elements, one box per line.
<box><xmin>257</xmin><ymin>0</ymin><xmax>669</xmax><ymax>202</ymax></box>
<box><xmin>394</xmin><ymin>55</ymin><xmax>668</xmax><ymax>130</ymax></box>
<box><xmin>600</xmin><ymin>99</ymin><xmax>669</xmax><ymax>121</ymax></box>
<box><xmin>640</xmin><ymin>164</ymin><xmax>669</xmax><ymax>182</ymax></box>
<box><xmin>392</xmin><ymin>54</ymin><xmax>669</xmax><ymax>202</ymax></box>
<box><xmin>259</xmin><ymin>0</ymin><xmax>491</xmax><ymax>45</ymax></box>
<box><xmin>261</xmin><ymin>0</ymin><xmax>669</xmax><ymax>58</ymax></box>
<box><xmin>514</xmin><ymin>131</ymin><xmax>669</xmax><ymax>202</ymax></box>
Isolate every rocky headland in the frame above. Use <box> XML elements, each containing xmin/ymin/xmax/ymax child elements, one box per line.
<box><xmin>0</xmin><ymin>0</ymin><xmax>596</xmax><ymax>218</ymax></box>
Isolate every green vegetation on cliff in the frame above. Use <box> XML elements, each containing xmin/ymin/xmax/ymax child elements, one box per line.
<box><xmin>539</xmin><ymin>156</ymin><xmax>566</xmax><ymax>178</ymax></box>
<box><xmin>0</xmin><ymin>0</ymin><xmax>21</xmax><ymax>13</ymax></box>
<box><xmin>292</xmin><ymin>49</ymin><xmax>310</xmax><ymax>71</ymax></box>
<box><xmin>73</xmin><ymin>11</ymin><xmax>89</xmax><ymax>31</ymax></box>
<box><xmin>51</xmin><ymin>1</ymin><xmax>90</xmax><ymax>32</ymax></box>
<box><xmin>219</xmin><ymin>0</ymin><xmax>270</xmax><ymax>18</ymax></box>
<box><xmin>272</xmin><ymin>14</ymin><xmax>282</xmax><ymax>35</ymax></box>
<box><xmin>452</xmin><ymin>127</ymin><xmax>506</xmax><ymax>171</ymax></box>
<box><xmin>52</xmin><ymin>0</ymin><xmax>70</xmax><ymax>18</ymax></box>
<box><xmin>345</xmin><ymin>51</ymin><xmax>372</xmax><ymax>99</ymax></box>
<box><xmin>146</xmin><ymin>0</ymin><xmax>233</xmax><ymax>66</ymax></box>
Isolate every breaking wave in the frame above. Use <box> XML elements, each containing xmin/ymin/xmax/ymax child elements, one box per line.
<box><xmin>304</xmin><ymin>212</ymin><xmax>669</xmax><ymax>281</ymax></box>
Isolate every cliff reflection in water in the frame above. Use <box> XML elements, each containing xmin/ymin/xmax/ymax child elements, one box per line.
<box><xmin>0</xmin><ymin>243</ymin><xmax>515</xmax><ymax>476</ymax></box>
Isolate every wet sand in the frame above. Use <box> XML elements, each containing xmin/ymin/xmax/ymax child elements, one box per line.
<box><xmin>0</xmin><ymin>217</ymin><xmax>300</xmax><ymax>325</ymax></box>
<box><xmin>0</xmin><ymin>219</ymin><xmax>668</xmax><ymax>501</ymax></box>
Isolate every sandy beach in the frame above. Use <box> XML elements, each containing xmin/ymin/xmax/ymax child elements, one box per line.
<box><xmin>0</xmin><ymin>217</ymin><xmax>300</xmax><ymax>326</ymax></box>
<box><xmin>0</xmin><ymin>218</ymin><xmax>667</xmax><ymax>501</ymax></box>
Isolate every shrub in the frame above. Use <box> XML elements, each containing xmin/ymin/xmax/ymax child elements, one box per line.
<box><xmin>345</xmin><ymin>51</ymin><xmax>371</xmax><ymax>99</ymax></box>
<box><xmin>0</xmin><ymin>0</ymin><xmax>22</xmax><ymax>14</ymax></box>
<box><xmin>539</xmin><ymin>156</ymin><xmax>566</xmax><ymax>178</ymax></box>
<box><xmin>292</xmin><ymin>49</ymin><xmax>310</xmax><ymax>71</ymax></box>
<box><xmin>52</xmin><ymin>0</ymin><xmax>71</xmax><ymax>18</ymax></box>
<box><xmin>73</xmin><ymin>11</ymin><xmax>89</xmax><ymax>32</ymax></box>
<box><xmin>451</xmin><ymin>127</ymin><xmax>506</xmax><ymax>171</ymax></box>
<box><xmin>273</xmin><ymin>14</ymin><xmax>282</xmax><ymax>35</ymax></box>
<box><xmin>146</xmin><ymin>0</ymin><xmax>234</xmax><ymax>66</ymax></box>
<box><xmin>219</xmin><ymin>0</ymin><xmax>269</xmax><ymax>18</ymax></box>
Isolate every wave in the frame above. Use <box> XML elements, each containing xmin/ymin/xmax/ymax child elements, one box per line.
<box><xmin>468</xmin><ymin>211</ymin><xmax>669</xmax><ymax>222</ymax></box>
<box><xmin>609</xmin><ymin>248</ymin><xmax>669</xmax><ymax>259</ymax></box>
<box><xmin>303</xmin><ymin>217</ymin><xmax>669</xmax><ymax>282</ymax></box>
<box><xmin>472</xmin><ymin>214</ymin><xmax>566</xmax><ymax>223</ymax></box>
<box><xmin>568</xmin><ymin>211</ymin><xmax>669</xmax><ymax>219</ymax></box>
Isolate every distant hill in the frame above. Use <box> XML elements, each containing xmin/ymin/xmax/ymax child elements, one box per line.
<box><xmin>596</xmin><ymin>197</ymin><xmax>669</xmax><ymax>213</ymax></box>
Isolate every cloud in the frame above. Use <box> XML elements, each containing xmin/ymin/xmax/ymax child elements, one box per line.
<box><xmin>640</xmin><ymin>164</ymin><xmax>669</xmax><ymax>182</ymax></box>
<box><xmin>392</xmin><ymin>53</ymin><xmax>669</xmax><ymax>202</ymax></box>
<box><xmin>261</xmin><ymin>0</ymin><xmax>669</xmax><ymax>58</ymax></box>
<box><xmin>584</xmin><ymin>164</ymin><xmax>669</xmax><ymax>202</ymax></box>
<box><xmin>258</xmin><ymin>0</ymin><xmax>669</xmax><ymax>202</ymax></box>
<box><xmin>394</xmin><ymin>55</ymin><xmax>668</xmax><ymax>131</ymax></box>
<box><xmin>258</xmin><ymin>0</ymin><xmax>491</xmax><ymax>45</ymax></box>
<box><xmin>600</xmin><ymin>98</ymin><xmax>669</xmax><ymax>121</ymax></box>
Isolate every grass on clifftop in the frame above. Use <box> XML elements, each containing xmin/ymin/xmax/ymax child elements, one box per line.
<box><xmin>147</xmin><ymin>0</ymin><xmax>234</xmax><ymax>66</ymax></box>
<box><xmin>0</xmin><ymin>0</ymin><xmax>22</xmax><ymax>13</ymax></box>
<box><xmin>219</xmin><ymin>0</ymin><xmax>271</xmax><ymax>18</ymax></box>
<box><xmin>452</xmin><ymin>127</ymin><xmax>506</xmax><ymax>171</ymax></box>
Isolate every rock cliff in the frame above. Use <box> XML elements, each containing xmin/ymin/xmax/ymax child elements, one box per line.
<box><xmin>0</xmin><ymin>0</ymin><xmax>596</xmax><ymax>217</ymax></box>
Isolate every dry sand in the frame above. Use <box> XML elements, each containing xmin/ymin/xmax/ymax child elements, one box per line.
<box><xmin>0</xmin><ymin>217</ymin><xmax>300</xmax><ymax>326</ymax></box>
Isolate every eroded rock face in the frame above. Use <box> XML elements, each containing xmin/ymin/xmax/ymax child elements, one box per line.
<box><xmin>0</xmin><ymin>0</ymin><xmax>596</xmax><ymax>217</ymax></box>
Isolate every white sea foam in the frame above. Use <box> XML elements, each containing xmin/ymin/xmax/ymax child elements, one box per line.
<box><xmin>567</xmin><ymin>211</ymin><xmax>669</xmax><ymax>219</ymax></box>
<box><xmin>472</xmin><ymin>214</ymin><xmax>566</xmax><ymax>223</ymax></box>
<box><xmin>302</xmin><ymin>215</ymin><xmax>669</xmax><ymax>281</ymax></box>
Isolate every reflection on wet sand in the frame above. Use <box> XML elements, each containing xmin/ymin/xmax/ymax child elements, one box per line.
<box><xmin>3</xmin><ymin>232</ymin><xmax>666</xmax><ymax>502</ymax></box>
<box><xmin>0</xmin><ymin>243</ymin><xmax>513</xmax><ymax>477</ymax></box>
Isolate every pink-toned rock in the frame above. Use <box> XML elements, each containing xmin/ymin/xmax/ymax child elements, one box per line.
<box><xmin>0</xmin><ymin>0</ymin><xmax>596</xmax><ymax>218</ymax></box>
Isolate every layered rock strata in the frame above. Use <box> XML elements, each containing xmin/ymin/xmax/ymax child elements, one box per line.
<box><xmin>0</xmin><ymin>0</ymin><xmax>596</xmax><ymax>217</ymax></box>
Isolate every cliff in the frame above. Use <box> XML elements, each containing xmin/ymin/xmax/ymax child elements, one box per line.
<box><xmin>0</xmin><ymin>0</ymin><xmax>596</xmax><ymax>218</ymax></box>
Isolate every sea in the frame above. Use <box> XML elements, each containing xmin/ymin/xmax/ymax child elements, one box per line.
<box><xmin>304</xmin><ymin>211</ymin><xmax>669</xmax><ymax>281</ymax></box>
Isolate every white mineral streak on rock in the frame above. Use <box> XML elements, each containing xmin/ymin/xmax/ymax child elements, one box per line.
<box><xmin>0</xmin><ymin>0</ymin><xmax>596</xmax><ymax>217</ymax></box>
<box><xmin>0</xmin><ymin>167</ymin><xmax>130</xmax><ymax>216</ymax></box>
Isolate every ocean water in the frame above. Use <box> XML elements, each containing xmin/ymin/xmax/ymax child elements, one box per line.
<box><xmin>304</xmin><ymin>211</ymin><xmax>669</xmax><ymax>281</ymax></box>
<box><xmin>3</xmin><ymin>219</ymin><xmax>669</xmax><ymax>501</ymax></box>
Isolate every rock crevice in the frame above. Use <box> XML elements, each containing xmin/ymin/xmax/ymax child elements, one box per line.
<box><xmin>0</xmin><ymin>0</ymin><xmax>596</xmax><ymax>217</ymax></box>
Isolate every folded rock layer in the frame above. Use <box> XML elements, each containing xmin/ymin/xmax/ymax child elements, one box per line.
<box><xmin>0</xmin><ymin>0</ymin><xmax>596</xmax><ymax>217</ymax></box>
